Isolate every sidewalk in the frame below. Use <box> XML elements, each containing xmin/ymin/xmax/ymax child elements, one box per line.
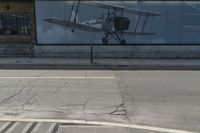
<box><xmin>0</xmin><ymin>58</ymin><xmax>200</xmax><ymax>70</ymax></box>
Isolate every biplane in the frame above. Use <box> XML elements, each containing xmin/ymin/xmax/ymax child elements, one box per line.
<box><xmin>44</xmin><ymin>1</ymin><xmax>161</xmax><ymax>44</ymax></box>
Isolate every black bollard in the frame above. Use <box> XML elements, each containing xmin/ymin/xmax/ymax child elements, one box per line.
<box><xmin>90</xmin><ymin>46</ymin><xmax>93</xmax><ymax>63</ymax></box>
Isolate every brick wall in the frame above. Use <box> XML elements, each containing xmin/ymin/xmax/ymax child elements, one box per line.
<box><xmin>0</xmin><ymin>2</ymin><xmax>35</xmax><ymax>44</ymax></box>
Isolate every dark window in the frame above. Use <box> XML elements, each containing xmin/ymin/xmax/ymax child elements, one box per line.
<box><xmin>0</xmin><ymin>13</ymin><xmax>31</xmax><ymax>35</ymax></box>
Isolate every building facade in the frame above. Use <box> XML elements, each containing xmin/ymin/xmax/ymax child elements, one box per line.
<box><xmin>0</xmin><ymin>0</ymin><xmax>35</xmax><ymax>44</ymax></box>
<box><xmin>1</xmin><ymin>1</ymin><xmax>200</xmax><ymax>58</ymax></box>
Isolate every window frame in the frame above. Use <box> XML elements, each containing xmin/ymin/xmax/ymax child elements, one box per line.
<box><xmin>0</xmin><ymin>12</ymin><xmax>32</xmax><ymax>36</ymax></box>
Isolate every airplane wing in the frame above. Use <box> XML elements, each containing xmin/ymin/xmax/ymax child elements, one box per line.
<box><xmin>115</xmin><ymin>32</ymin><xmax>156</xmax><ymax>35</ymax></box>
<box><xmin>44</xmin><ymin>18</ymin><xmax>103</xmax><ymax>32</ymax></box>
<box><xmin>86</xmin><ymin>1</ymin><xmax>161</xmax><ymax>17</ymax></box>
<box><xmin>184</xmin><ymin>26</ymin><xmax>200</xmax><ymax>31</ymax></box>
<box><xmin>184</xmin><ymin>12</ymin><xmax>200</xmax><ymax>16</ymax></box>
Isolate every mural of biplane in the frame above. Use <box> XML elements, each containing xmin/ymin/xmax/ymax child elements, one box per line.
<box><xmin>44</xmin><ymin>1</ymin><xmax>161</xmax><ymax>44</ymax></box>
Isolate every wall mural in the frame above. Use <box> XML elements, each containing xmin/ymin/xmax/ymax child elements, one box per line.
<box><xmin>35</xmin><ymin>1</ymin><xmax>200</xmax><ymax>44</ymax></box>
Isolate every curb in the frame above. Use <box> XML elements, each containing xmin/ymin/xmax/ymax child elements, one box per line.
<box><xmin>0</xmin><ymin>64</ymin><xmax>200</xmax><ymax>70</ymax></box>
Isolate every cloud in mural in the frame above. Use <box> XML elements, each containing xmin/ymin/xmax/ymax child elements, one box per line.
<box><xmin>37</xmin><ymin>25</ymin><xmax>77</xmax><ymax>44</ymax></box>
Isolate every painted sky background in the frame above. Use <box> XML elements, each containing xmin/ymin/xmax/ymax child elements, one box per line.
<box><xmin>35</xmin><ymin>1</ymin><xmax>200</xmax><ymax>44</ymax></box>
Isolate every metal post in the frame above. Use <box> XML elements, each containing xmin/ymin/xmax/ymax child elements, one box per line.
<box><xmin>90</xmin><ymin>45</ymin><xmax>93</xmax><ymax>63</ymax></box>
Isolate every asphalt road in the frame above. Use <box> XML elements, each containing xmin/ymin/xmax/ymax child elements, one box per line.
<box><xmin>0</xmin><ymin>69</ymin><xmax>199</xmax><ymax>133</ymax></box>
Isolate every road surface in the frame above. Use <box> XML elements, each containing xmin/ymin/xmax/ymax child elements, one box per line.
<box><xmin>0</xmin><ymin>69</ymin><xmax>199</xmax><ymax>132</ymax></box>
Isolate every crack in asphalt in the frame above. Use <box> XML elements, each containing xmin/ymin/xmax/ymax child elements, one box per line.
<box><xmin>113</xmin><ymin>72</ymin><xmax>133</xmax><ymax>123</ymax></box>
<box><xmin>109</xmin><ymin>103</ymin><xmax>127</xmax><ymax>115</ymax></box>
<box><xmin>0</xmin><ymin>86</ymin><xmax>26</xmax><ymax>105</ymax></box>
<box><xmin>0</xmin><ymin>71</ymin><xmax>131</xmax><ymax>122</ymax></box>
<box><xmin>23</xmin><ymin>93</ymin><xmax>38</xmax><ymax>105</ymax></box>
<box><xmin>54</xmin><ymin>80</ymin><xmax>70</xmax><ymax>94</ymax></box>
<box><xmin>58</xmin><ymin>97</ymin><xmax>95</xmax><ymax>110</ymax></box>
<box><xmin>26</xmin><ymin>79</ymin><xmax>37</xmax><ymax>95</ymax></box>
<box><xmin>7</xmin><ymin>93</ymin><xmax>40</xmax><ymax>114</ymax></box>
<box><xmin>82</xmin><ymin>97</ymin><xmax>94</xmax><ymax>110</ymax></box>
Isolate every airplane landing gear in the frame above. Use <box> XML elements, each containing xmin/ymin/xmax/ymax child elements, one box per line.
<box><xmin>102</xmin><ymin>33</ymin><xmax>126</xmax><ymax>44</ymax></box>
<box><xmin>102</xmin><ymin>37</ymin><xmax>108</xmax><ymax>44</ymax></box>
<box><xmin>120</xmin><ymin>39</ymin><xmax>126</xmax><ymax>44</ymax></box>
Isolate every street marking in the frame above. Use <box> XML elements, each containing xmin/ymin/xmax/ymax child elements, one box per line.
<box><xmin>6</xmin><ymin>122</ymin><xmax>20</xmax><ymax>133</ymax></box>
<box><xmin>0</xmin><ymin>76</ymin><xmax>116</xmax><ymax>79</ymax></box>
<box><xmin>46</xmin><ymin>123</ymin><xmax>59</xmax><ymax>133</ymax></box>
<box><xmin>32</xmin><ymin>122</ymin><xmax>42</xmax><ymax>132</ymax></box>
<box><xmin>0</xmin><ymin>118</ymin><xmax>197</xmax><ymax>133</ymax></box>
<box><xmin>0</xmin><ymin>121</ymin><xmax>14</xmax><ymax>133</ymax></box>
<box><xmin>21</xmin><ymin>122</ymin><xmax>37</xmax><ymax>133</ymax></box>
